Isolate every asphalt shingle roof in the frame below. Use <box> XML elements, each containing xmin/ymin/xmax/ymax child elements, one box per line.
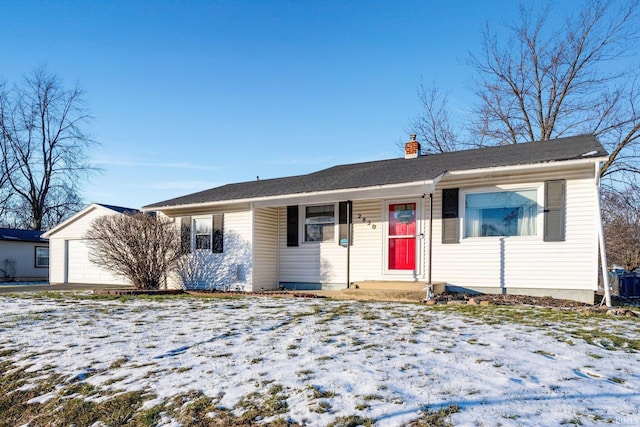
<box><xmin>0</xmin><ymin>228</ymin><xmax>47</xmax><ymax>242</ymax></box>
<box><xmin>96</xmin><ymin>204</ymin><xmax>139</xmax><ymax>214</ymax></box>
<box><xmin>144</xmin><ymin>134</ymin><xmax>607</xmax><ymax>209</ymax></box>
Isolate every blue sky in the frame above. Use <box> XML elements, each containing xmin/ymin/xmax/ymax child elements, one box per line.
<box><xmin>1</xmin><ymin>0</ymin><xmax>569</xmax><ymax>209</ymax></box>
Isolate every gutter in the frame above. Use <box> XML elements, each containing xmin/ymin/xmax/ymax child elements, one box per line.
<box><xmin>142</xmin><ymin>179</ymin><xmax>436</xmax><ymax>212</ymax></box>
<box><xmin>143</xmin><ymin>157</ymin><xmax>606</xmax><ymax>212</ymax></box>
<box><xmin>443</xmin><ymin>157</ymin><xmax>608</xmax><ymax>178</ymax></box>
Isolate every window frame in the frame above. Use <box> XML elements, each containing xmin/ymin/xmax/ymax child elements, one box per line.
<box><xmin>460</xmin><ymin>185</ymin><xmax>542</xmax><ymax>240</ymax></box>
<box><xmin>191</xmin><ymin>214</ymin><xmax>224</xmax><ymax>253</ymax></box>
<box><xmin>301</xmin><ymin>203</ymin><xmax>337</xmax><ymax>243</ymax></box>
<box><xmin>35</xmin><ymin>246</ymin><xmax>49</xmax><ymax>268</ymax></box>
<box><xmin>193</xmin><ymin>216</ymin><xmax>213</xmax><ymax>250</ymax></box>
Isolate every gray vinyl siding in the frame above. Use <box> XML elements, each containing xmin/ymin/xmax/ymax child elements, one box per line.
<box><xmin>0</xmin><ymin>241</ymin><xmax>49</xmax><ymax>281</ymax></box>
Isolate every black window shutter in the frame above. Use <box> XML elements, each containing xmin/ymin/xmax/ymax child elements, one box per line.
<box><xmin>544</xmin><ymin>180</ymin><xmax>566</xmax><ymax>242</ymax></box>
<box><xmin>287</xmin><ymin>205</ymin><xmax>299</xmax><ymax>247</ymax></box>
<box><xmin>338</xmin><ymin>201</ymin><xmax>352</xmax><ymax>245</ymax></box>
<box><xmin>442</xmin><ymin>188</ymin><xmax>459</xmax><ymax>244</ymax></box>
<box><xmin>213</xmin><ymin>214</ymin><xmax>224</xmax><ymax>253</ymax></box>
<box><xmin>180</xmin><ymin>216</ymin><xmax>192</xmax><ymax>253</ymax></box>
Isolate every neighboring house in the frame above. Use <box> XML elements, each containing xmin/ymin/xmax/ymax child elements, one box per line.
<box><xmin>0</xmin><ymin>228</ymin><xmax>49</xmax><ymax>282</ymax></box>
<box><xmin>42</xmin><ymin>204</ymin><xmax>135</xmax><ymax>286</ymax></box>
<box><xmin>142</xmin><ymin>134</ymin><xmax>608</xmax><ymax>303</ymax></box>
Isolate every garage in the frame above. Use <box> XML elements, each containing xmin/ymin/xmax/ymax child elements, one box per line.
<box><xmin>43</xmin><ymin>204</ymin><xmax>134</xmax><ymax>286</ymax></box>
<box><xmin>66</xmin><ymin>239</ymin><xmax>126</xmax><ymax>285</ymax></box>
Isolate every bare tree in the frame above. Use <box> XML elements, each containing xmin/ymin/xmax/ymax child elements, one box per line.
<box><xmin>409</xmin><ymin>0</ymin><xmax>640</xmax><ymax>185</ymax></box>
<box><xmin>0</xmin><ymin>67</ymin><xmax>94</xmax><ymax>230</ymax></box>
<box><xmin>86</xmin><ymin>213</ymin><xmax>187</xmax><ymax>289</ymax></box>
<box><xmin>602</xmin><ymin>187</ymin><xmax>640</xmax><ymax>272</ymax></box>
<box><xmin>407</xmin><ymin>81</ymin><xmax>459</xmax><ymax>154</ymax></box>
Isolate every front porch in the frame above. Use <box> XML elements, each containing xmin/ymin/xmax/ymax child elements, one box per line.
<box><xmin>290</xmin><ymin>281</ymin><xmax>446</xmax><ymax>302</ymax></box>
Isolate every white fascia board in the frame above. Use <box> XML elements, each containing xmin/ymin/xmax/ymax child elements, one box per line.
<box><xmin>443</xmin><ymin>157</ymin><xmax>608</xmax><ymax>178</ymax></box>
<box><xmin>42</xmin><ymin>203</ymin><xmax>109</xmax><ymax>238</ymax></box>
<box><xmin>146</xmin><ymin>179</ymin><xmax>436</xmax><ymax>212</ymax></box>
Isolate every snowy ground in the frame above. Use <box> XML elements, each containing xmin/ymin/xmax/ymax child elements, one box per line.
<box><xmin>1</xmin><ymin>293</ymin><xmax>639</xmax><ymax>426</ymax></box>
<box><xmin>0</xmin><ymin>281</ymin><xmax>48</xmax><ymax>286</ymax></box>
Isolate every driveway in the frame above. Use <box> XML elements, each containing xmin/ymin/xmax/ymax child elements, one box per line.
<box><xmin>0</xmin><ymin>283</ymin><xmax>134</xmax><ymax>294</ymax></box>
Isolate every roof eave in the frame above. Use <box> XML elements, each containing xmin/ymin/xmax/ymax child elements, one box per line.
<box><xmin>143</xmin><ymin>179</ymin><xmax>438</xmax><ymax>212</ymax></box>
<box><xmin>144</xmin><ymin>155</ymin><xmax>608</xmax><ymax>212</ymax></box>
<box><xmin>443</xmin><ymin>156</ymin><xmax>608</xmax><ymax>178</ymax></box>
<box><xmin>42</xmin><ymin>203</ymin><xmax>125</xmax><ymax>238</ymax></box>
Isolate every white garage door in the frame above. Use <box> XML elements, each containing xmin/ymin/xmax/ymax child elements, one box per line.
<box><xmin>67</xmin><ymin>240</ymin><xmax>129</xmax><ymax>285</ymax></box>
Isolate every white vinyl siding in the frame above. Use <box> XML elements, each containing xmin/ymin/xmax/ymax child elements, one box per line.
<box><xmin>164</xmin><ymin>208</ymin><xmax>253</xmax><ymax>290</ymax></box>
<box><xmin>278</xmin><ymin>205</ymin><xmax>348</xmax><ymax>287</ymax></box>
<box><xmin>252</xmin><ymin>207</ymin><xmax>278</xmax><ymax>291</ymax></box>
<box><xmin>431</xmin><ymin>167</ymin><xmax>598</xmax><ymax>292</ymax></box>
<box><xmin>67</xmin><ymin>239</ymin><xmax>125</xmax><ymax>285</ymax></box>
<box><xmin>279</xmin><ymin>199</ymin><xmax>419</xmax><ymax>287</ymax></box>
<box><xmin>48</xmin><ymin>238</ymin><xmax>66</xmax><ymax>283</ymax></box>
<box><xmin>216</xmin><ymin>209</ymin><xmax>252</xmax><ymax>288</ymax></box>
<box><xmin>279</xmin><ymin>207</ymin><xmax>323</xmax><ymax>284</ymax></box>
<box><xmin>348</xmin><ymin>200</ymin><xmax>385</xmax><ymax>281</ymax></box>
<box><xmin>43</xmin><ymin>205</ymin><xmax>133</xmax><ymax>286</ymax></box>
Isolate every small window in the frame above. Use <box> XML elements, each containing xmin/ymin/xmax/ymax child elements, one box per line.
<box><xmin>464</xmin><ymin>190</ymin><xmax>537</xmax><ymax>237</ymax></box>
<box><xmin>304</xmin><ymin>204</ymin><xmax>335</xmax><ymax>242</ymax></box>
<box><xmin>35</xmin><ymin>247</ymin><xmax>49</xmax><ymax>268</ymax></box>
<box><xmin>193</xmin><ymin>215</ymin><xmax>224</xmax><ymax>253</ymax></box>
<box><xmin>194</xmin><ymin>218</ymin><xmax>212</xmax><ymax>250</ymax></box>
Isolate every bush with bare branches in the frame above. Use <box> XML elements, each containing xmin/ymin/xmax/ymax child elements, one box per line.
<box><xmin>85</xmin><ymin>212</ymin><xmax>186</xmax><ymax>289</ymax></box>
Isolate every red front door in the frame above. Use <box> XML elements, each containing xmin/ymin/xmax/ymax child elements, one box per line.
<box><xmin>388</xmin><ymin>203</ymin><xmax>417</xmax><ymax>271</ymax></box>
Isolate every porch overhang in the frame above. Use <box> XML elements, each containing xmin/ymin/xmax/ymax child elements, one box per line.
<box><xmin>145</xmin><ymin>178</ymin><xmax>441</xmax><ymax>213</ymax></box>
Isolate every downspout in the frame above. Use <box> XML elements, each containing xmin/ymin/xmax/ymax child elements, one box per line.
<box><xmin>595</xmin><ymin>162</ymin><xmax>611</xmax><ymax>307</ymax></box>
<box><xmin>346</xmin><ymin>200</ymin><xmax>352</xmax><ymax>289</ymax></box>
<box><xmin>276</xmin><ymin>207</ymin><xmax>281</xmax><ymax>290</ymax></box>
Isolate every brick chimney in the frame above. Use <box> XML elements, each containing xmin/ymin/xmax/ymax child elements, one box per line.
<box><xmin>405</xmin><ymin>134</ymin><xmax>421</xmax><ymax>159</ymax></box>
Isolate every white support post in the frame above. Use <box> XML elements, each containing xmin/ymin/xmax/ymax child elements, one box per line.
<box><xmin>596</xmin><ymin>163</ymin><xmax>611</xmax><ymax>307</ymax></box>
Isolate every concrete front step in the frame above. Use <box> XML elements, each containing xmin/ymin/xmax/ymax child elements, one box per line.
<box><xmin>351</xmin><ymin>281</ymin><xmax>445</xmax><ymax>292</ymax></box>
<box><xmin>340</xmin><ymin>288</ymin><xmax>428</xmax><ymax>302</ymax></box>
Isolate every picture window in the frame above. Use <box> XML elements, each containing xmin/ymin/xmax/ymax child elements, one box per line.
<box><xmin>464</xmin><ymin>189</ymin><xmax>537</xmax><ymax>237</ymax></box>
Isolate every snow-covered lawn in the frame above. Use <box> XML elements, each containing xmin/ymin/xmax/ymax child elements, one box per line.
<box><xmin>1</xmin><ymin>293</ymin><xmax>639</xmax><ymax>426</ymax></box>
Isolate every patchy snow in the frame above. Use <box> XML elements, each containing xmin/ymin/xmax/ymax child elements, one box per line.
<box><xmin>1</xmin><ymin>294</ymin><xmax>639</xmax><ymax>426</ymax></box>
<box><xmin>0</xmin><ymin>281</ymin><xmax>48</xmax><ymax>287</ymax></box>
